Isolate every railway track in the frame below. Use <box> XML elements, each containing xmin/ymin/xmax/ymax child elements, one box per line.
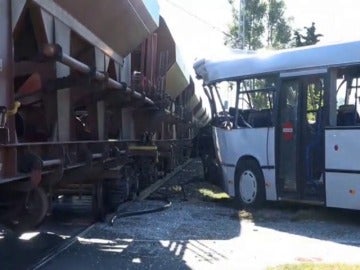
<box><xmin>0</xmin><ymin>160</ymin><xmax>192</xmax><ymax>270</ymax></box>
<box><xmin>0</xmin><ymin>195</ymin><xmax>95</xmax><ymax>270</ymax></box>
<box><xmin>30</xmin><ymin>223</ymin><xmax>96</xmax><ymax>270</ymax></box>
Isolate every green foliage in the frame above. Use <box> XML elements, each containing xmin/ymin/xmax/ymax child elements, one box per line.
<box><xmin>293</xmin><ymin>22</ymin><xmax>323</xmax><ymax>47</ymax></box>
<box><xmin>267</xmin><ymin>0</ymin><xmax>292</xmax><ymax>48</ymax></box>
<box><xmin>250</xmin><ymin>92</ymin><xmax>271</xmax><ymax>109</ymax></box>
<box><xmin>306</xmin><ymin>79</ymin><xmax>324</xmax><ymax>123</ymax></box>
<box><xmin>240</xmin><ymin>77</ymin><xmax>275</xmax><ymax>109</ymax></box>
<box><xmin>225</xmin><ymin>0</ymin><xmax>293</xmax><ymax>50</ymax></box>
<box><xmin>245</xmin><ymin>0</ymin><xmax>267</xmax><ymax>50</ymax></box>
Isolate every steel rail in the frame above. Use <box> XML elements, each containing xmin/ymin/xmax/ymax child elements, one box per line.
<box><xmin>28</xmin><ymin>159</ymin><xmax>193</xmax><ymax>269</ymax></box>
<box><xmin>29</xmin><ymin>223</ymin><xmax>96</xmax><ymax>270</ymax></box>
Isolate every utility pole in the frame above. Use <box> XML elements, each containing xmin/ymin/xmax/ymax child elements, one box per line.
<box><xmin>239</xmin><ymin>0</ymin><xmax>246</xmax><ymax>49</ymax></box>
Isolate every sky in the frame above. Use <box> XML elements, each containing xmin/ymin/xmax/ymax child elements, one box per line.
<box><xmin>158</xmin><ymin>0</ymin><xmax>233</xmax><ymax>104</ymax></box>
<box><xmin>159</xmin><ymin>0</ymin><xmax>360</xmax><ymax>65</ymax></box>
<box><xmin>158</xmin><ymin>0</ymin><xmax>232</xmax><ymax>66</ymax></box>
<box><xmin>158</xmin><ymin>0</ymin><xmax>360</xmax><ymax>112</ymax></box>
<box><xmin>285</xmin><ymin>0</ymin><xmax>360</xmax><ymax>43</ymax></box>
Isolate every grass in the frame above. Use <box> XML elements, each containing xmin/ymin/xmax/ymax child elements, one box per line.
<box><xmin>268</xmin><ymin>263</ymin><xmax>360</xmax><ymax>270</ymax></box>
<box><xmin>237</xmin><ymin>209</ymin><xmax>253</xmax><ymax>220</ymax></box>
<box><xmin>197</xmin><ymin>188</ymin><xmax>230</xmax><ymax>200</ymax></box>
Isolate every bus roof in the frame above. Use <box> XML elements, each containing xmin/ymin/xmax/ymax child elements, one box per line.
<box><xmin>193</xmin><ymin>40</ymin><xmax>360</xmax><ymax>84</ymax></box>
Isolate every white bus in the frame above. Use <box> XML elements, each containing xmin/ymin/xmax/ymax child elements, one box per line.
<box><xmin>194</xmin><ymin>41</ymin><xmax>360</xmax><ymax>210</ymax></box>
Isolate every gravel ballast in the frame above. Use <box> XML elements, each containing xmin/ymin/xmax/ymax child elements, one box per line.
<box><xmin>41</xmin><ymin>159</ymin><xmax>360</xmax><ymax>270</ymax></box>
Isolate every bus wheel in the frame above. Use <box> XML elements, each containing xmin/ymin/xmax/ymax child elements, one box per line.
<box><xmin>235</xmin><ymin>159</ymin><xmax>265</xmax><ymax>208</ymax></box>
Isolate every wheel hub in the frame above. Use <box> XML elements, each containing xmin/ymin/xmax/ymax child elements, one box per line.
<box><xmin>239</xmin><ymin>170</ymin><xmax>257</xmax><ymax>204</ymax></box>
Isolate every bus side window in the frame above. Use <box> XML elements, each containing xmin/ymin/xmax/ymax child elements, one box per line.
<box><xmin>229</xmin><ymin>107</ymin><xmax>252</xmax><ymax>128</ymax></box>
<box><xmin>335</xmin><ymin>70</ymin><xmax>360</xmax><ymax>126</ymax></box>
<box><xmin>248</xmin><ymin>109</ymin><xmax>273</xmax><ymax>127</ymax></box>
<box><xmin>337</xmin><ymin>104</ymin><xmax>360</xmax><ymax>126</ymax></box>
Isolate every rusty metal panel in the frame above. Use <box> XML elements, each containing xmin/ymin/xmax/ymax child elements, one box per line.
<box><xmin>97</xmin><ymin>101</ymin><xmax>105</xmax><ymax>140</ymax></box>
<box><xmin>11</xmin><ymin>0</ymin><xmax>26</xmax><ymax>32</ymax></box>
<box><xmin>140</xmin><ymin>42</ymin><xmax>147</xmax><ymax>76</ymax></box>
<box><xmin>138</xmin><ymin>33</ymin><xmax>159</xmax><ymax>89</ymax></box>
<box><xmin>121</xmin><ymin>55</ymin><xmax>132</xmax><ymax>86</ymax></box>
<box><xmin>181</xmin><ymin>81</ymin><xmax>194</xmax><ymax>106</ymax></box>
<box><xmin>146</xmin><ymin>33</ymin><xmax>158</xmax><ymax>87</ymax></box>
<box><xmin>95</xmin><ymin>48</ymin><xmax>106</xmax><ymax>72</ymax></box>
<box><xmin>0</xmin><ymin>0</ymin><xmax>16</xmax><ymax>178</ymax></box>
<box><xmin>32</xmin><ymin>0</ymin><xmax>123</xmax><ymax>63</ymax></box>
<box><xmin>186</xmin><ymin>94</ymin><xmax>200</xmax><ymax>112</ymax></box>
<box><xmin>156</xmin><ymin>17</ymin><xmax>176</xmax><ymax>77</ymax></box>
<box><xmin>0</xmin><ymin>0</ymin><xmax>15</xmax><ymax>140</ymax></box>
<box><xmin>40</xmin><ymin>9</ymin><xmax>54</xmax><ymax>43</ymax></box>
<box><xmin>165</xmin><ymin>62</ymin><xmax>190</xmax><ymax>99</ymax></box>
<box><xmin>193</xmin><ymin>98</ymin><xmax>203</xmax><ymax>116</ymax></box>
<box><xmin>122</xmin><ymin>108</ymin><xmax>135</xmax><ymax>140</ymax></box>
<box><xmin>51</xmin><ymin>0</ymin><xmax>159</xmax><ymax>56</ymax></box>
<box><xmin>155</xmin><ymin>17</ymin><xmax>189</xmax><ymax>99</ymax></box>
<box><xmin>0</xmin><ymin>0</ymin><xmax>14</xmax><ymax>109</ymax></box>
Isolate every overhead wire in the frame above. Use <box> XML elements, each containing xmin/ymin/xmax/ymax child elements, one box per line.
<box><xmin>162</xmin><ymin>0</ymin><xmax>232</xmax><ymax>37</ymax></box>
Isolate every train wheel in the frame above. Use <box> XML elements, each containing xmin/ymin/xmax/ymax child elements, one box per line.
<box><xmin>128</xmin><ymin>166</ymin><xmax>139</xmax><ymax>200</ymax></box>
<box><xmin>104</xmin><ymin>166</ymin><xmax>131</xmax><ymax>212</ymax></box>
<box><xmin>139</xmin><ymin>159</ymin><xmax>158</xmax><ymax>189</ymax></box>
<box><xmin>92</xmin><ymin>180</ymin><xmax>106</xmax><ymax>222</ymax></box>
<box><xmin>11</xmin><ymin>187</ymin><xmax>49</xmax><ymax>231</ymax></box>
<box><xmin>235</xmin><ymin>159</ymin><xmax>265</xmax><ymax>209</ymax></box>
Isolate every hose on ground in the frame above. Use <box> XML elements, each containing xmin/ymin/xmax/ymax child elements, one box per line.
<box><xmin>108</xmin><ymin>197</ymin><xmax>172</xmax><ymax>226</ymax></box>
<box><xmin>108</xmin><ymin>160</ymin><xmax>197</xmax><ymax>226</ymax></box>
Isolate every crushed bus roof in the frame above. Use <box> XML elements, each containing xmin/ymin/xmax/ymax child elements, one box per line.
<box><xmin>193</xmin><ymin>40</ymin><xmax>360</xmax><ymax>84</ymax></box>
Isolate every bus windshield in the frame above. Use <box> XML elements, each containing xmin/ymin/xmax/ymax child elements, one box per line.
<box><xmin>206</xmin><ymin>76</ymin><xmax>276</xmax><ymax>129</ymax></box>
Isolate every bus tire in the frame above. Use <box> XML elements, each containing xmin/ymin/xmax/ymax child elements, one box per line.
<box><xmin>235</xmin><ymin>159</ymin><xmax>265</xmax><ymax>209</ymax></box>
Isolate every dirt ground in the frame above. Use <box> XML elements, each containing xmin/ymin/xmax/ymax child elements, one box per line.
<box><xmin>40</xmin><ymin>159</ymin><xmax>360</xmax><ymax>270</ymax></box>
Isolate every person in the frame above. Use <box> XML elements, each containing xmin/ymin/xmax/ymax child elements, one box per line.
<box><xmin>294</xmin><ymin>30</ymin><xmax>303</xmax><ymax>47</ymax></box>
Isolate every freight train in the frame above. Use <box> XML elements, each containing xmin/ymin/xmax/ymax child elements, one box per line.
<box><xmin>0</xmin><ymin>0</ymin><xmax>208</xmax><ymax>231</ymax></box>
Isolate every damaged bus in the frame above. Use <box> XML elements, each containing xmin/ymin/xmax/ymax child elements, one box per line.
<box><xmin>194</xmin><ymin>41</ymin><xmax>360</xmax><ymax>210</ymax></box>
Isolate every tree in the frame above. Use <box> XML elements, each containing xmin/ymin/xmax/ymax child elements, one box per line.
<box><xmin>293</xmin><ymin>22</ymin><xmax>323</xmax><ymax>47</ymax></box>
<box><xmin>224</xmin><ymin>0</ymin><xmax>293</xmax><ymax>50</ymax></box>
<box><xmin>267</xmin><ymin>0</ymin><xmax>292</xmax><ymax>48</ymax></box>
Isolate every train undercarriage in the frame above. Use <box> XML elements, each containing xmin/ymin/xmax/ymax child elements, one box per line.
<box><xmin>0</xmin><ymin>0</ymin><xmax>208</xmax><ymax>231</ymax></box>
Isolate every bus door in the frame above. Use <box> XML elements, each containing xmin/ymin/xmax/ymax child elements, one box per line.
<box><xmin>277</xmin><ymin>75</ymin><xmax>325</xmax><ymax>201</ymax></box>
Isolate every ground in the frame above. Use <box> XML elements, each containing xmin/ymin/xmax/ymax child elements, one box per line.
<box><xmin>10</xmin><ymin>159</ymin><xmax>360</xmax><ymax>270</ymax></box>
